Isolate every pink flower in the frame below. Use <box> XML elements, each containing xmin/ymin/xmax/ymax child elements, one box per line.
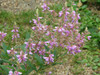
<box><xmin>32</xmin><ymin>27</ymin><xmax>36</xmax><ymax>30</ymax></box>
<box><xmin>38</xmin><ymin>17</ymin><xmax>43</xmax><ymax>21</ymax></box>
<box><xmin>72</xmin><ymin>11</ymin><xmax>76</xmax><ymax>17</ymax></box>
<box><xmin>48</xmin><ymin>71</ymin><xmax>52</xmax><ymax>75</ymax></box>
<box><xmin>11</xmin><ymin>29</ymin><xmax>18</xmax><ymax>32</ymax></box>
<box><xmin>53</xmin><ymin>27</ymin><xmax>58</xmax><ymax>32</ymax></box>
<box><xmin>29</xmin><ymin>50</ymin><xmax>33</xmax><ymax>55</ymax></box>
<box><xmin>65</xmin><ymin>11</ymin><xmax>70</xmax><ymax>15</ymax></box>
<box><xmin>7</xmin><ymin>48</ymin><xmax>17</xmax><ymax>54</ymax></box>
<box><xmin>69</xmin><ymin>23</ymin><xmax>74</xmax><ymax>29</ymax></box>
<box><xmin>41</xmin><ymin>3</ymin><xmax>50</xmax><ymax>11</ymax></box>
<box><xmin>87</xmin><ymin>36</ymin><xmax>91</xmax><ymax>40</ymax></box>
<box><xmin>24</xmin><ymin>42</ymin><xmax>36</xmax><ymax>49</ymax></box>
<box><xmin>45</xmin><ymin>31</ymin><xmax>50</xmax><ymax>36</ymax></box>
<box><xmin>49</xmin><ymin>39</ymin><xmax>58</xmax><ymax>47</ymax></box>
<box><xmin>14</xmin><ymin>71</ymin><xmax>22</xmax><ymax>75</ymax></box>
<box><xmin>16</xmin><ymin>51</ymin><xmax>27</xmax><ymax>63</ymax></box>
<box><xmin>39</xmin><ymin>49</ymin><xmax>45</xmax><ymax>55</ymax></box>
<box><xmin>59</xmin><ymin>11</ymin><xmax>63</xmax><ymax>17</ymax></box>
<box><xmin>65</xmin><ymin>30</ymin><xmax>70</xmax><ymax>36</ymax></box>
<box><xmin>67</xmin><ymin>45</ymin><xmax>81</xmax><ymax>55</ymax></box>
<box><xmin>12</xmin><ymin>34</ymin><xmax>20</xmax><ymax>40</ymax></box>
<box><xmin>11</xmin><ymin>26</ymin><xmax>20</xmax><ymax>41</ymax></box>
<box><xmin>8</xmin><ymin>70</ymin><xmax>22</xmax><ymax>75</ymax></box>
<box><xmin>32</xmin><ymin>19</ymin><xmax>37</xmax><ymax>24</ymax></box>
<box><xmin>49</xmin><ymin>10</ymin><xmax>54</xmax><ymax>13</ymax></box>
<box><xmin>77</xmin><ymin>14</ymin><xmax>80</xmax><ymax>19</ymax></box>
<box><xmin>0</xmin><ymin>32</ymin><xmax>7</xmax><ymax>41</ymax></box>
<box><xmin>8</xmin><ymin>70</ymin><xmax>13</xmax><ymax>75</ymax></box>
<box><xmin>43</xmin><ymin>54</ymin><xmax>54</xmax><ymax>64</ymax></box>
<box><xmin>58</xmin><ymin>27</ymin><xmax>65</xmax><ymax>32</ymax></box>
<box><xmin>44</xmin><ymin>41</ymin><xmax>50</xmax><ymax>46</ymax></box>
<box><xmin>29</xmin><ymin>20</ymin><xmax>32</xmax><ymax>23</ymax></box>
<box><xmin>72</xmin><ymin>3</ymin><xmax>76</xmax><ymax>5</ymax></box>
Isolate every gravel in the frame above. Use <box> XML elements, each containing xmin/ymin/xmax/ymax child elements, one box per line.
<box><xmin>0</xmin><ymin>0</ymin><xmax>64</xmax><ymax>13</ymax></box>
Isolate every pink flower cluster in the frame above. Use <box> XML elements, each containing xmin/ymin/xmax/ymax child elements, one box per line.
<box><xmin>29</xmin><ymin>3</ymin><xmax>92</xmax><ymax>58</ymax></box>
<box><xmin>0</xmin><ymin>31</ymin><xmax>7</xmax><ymax>42</ymax></box>
<box><xmin>23</xmin><ymin>3</ymin><xmax>92</xmax><ymax>65</ymax></box>
<box><xmin>24</xmin><ymin>39</ymin><xmax>54</xmax><ymax>64</ymax></box>
<box><xmin>67</xmin><ymin>45</ymin><xmax>81</xmax><ymax>55</ymax></box>
<box><xmin>24</xmin><ymin>39</ymin><xmax>36</xmax><ymax>54</ymax></box>
<box><xmin>16</xmin><ymin>51</ymin><xmax>27</xmax><ymax>63</ymax></box>
<box><xmin>25</xmin><ymin>40</ymin><xmax>45</xmax><ymax>55</ymax></box>
<box><xmin>7</xmin><ymin>48</ymin><xmax>17</xmax><ymax>55</ymax></box>
<box><xmin>41</xmin><ymin>3</ymin><xmax>50</xmax><ymax>11</ymax></box>
<box><xmin>8</xmin><ymin>70</ymin><xmax>22</xmax><ymax>75</ymax></box>
<box><xmin>11</xmin><ymin>26</ymin><xmax>20</xmax><ymax>40</ymax></box>
<box><xmin>43</xmin><ymin>54</ymin><xmax>54</xmax><ymax>64</ymax></box>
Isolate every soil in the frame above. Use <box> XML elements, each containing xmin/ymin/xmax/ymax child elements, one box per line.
<box><xmin>0</xmin><ymin>0</ymin><xmax>63</xmax><ymax>13</ymax></box>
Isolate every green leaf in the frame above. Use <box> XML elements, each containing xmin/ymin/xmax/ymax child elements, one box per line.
<box><xmin>18</xmin><ymin>67</ymin><xmax>36</xmax><ymax>75</ymax></box>
<box><xmin>98</xmin><ymin>32</ymin><xmax>100</xmax><ymax>37</ymax></box>
<box><xmin>86</xmin><ymin>63</ymin><xmax>91</xmax><ymax>67</ymax></box>
<box><xmin>44</xmin><ymin>45</ymin><xmax>49</xmax><ymax>51</ymax></box>
<box><xmin>81</xmin><ymin>5</ymin><xmax>87</xmax><ymax>9</ymax></box>
<box><xmin>20</xmin><ymin>65</ymin><xmax>26</xmax><ymax>70</ymax></box>
<box><xmin>26</xmin><ymin>69</ymin><xmax>35</xmax><ymax>75</ymax></box>
<box><xmin>76</xmin><ymin>61</ymin><xmax>81</xmax><ymax>64</ymax></box>
<box><xmin>54</xmin><ymin>49</ymin><xmax>57</xmax><ymax>59</ymax></box>
<box><xmin>83</xmin><ymin>45</ymin><xmax>90</xmax><ymax>49</ymax></box>
<box><xmin>96</xmin><ymin>18</ymin><xmax>99</xmax><ymax>22</ymax></box>
<box><xmin>26</xmin><ymin>60</ymin><xmax>37</xmax><ymax>71</ymax></box>
<box><xmin>82</xmin><ymin>0</ymin><xmax>87</xmax><ymax>2</ymax></box>
<box><xmin>92</xmin><ymin>66</ymin><xmax>98</xmax><ymax>70</ymax></box>
<box><xmin>88</xmin><ymin>27</ymin><xmax>97</xmax><ymax>33</ymax></box>
<box><xmin>25</xmin><ymin>32</ymin><xmax>30</xmax><ymax>41</ymax></box>
<box><xmin>20</xmin><ymin>44</ymin><xmax>26</xmax><ymax>52</ymax></box>
<box><xmin>0</xmin><ymin>65</ymin><xmax>9</xmax><ymax>74</ymax></box>
<box><xmin>97</xmin><ymin>0</ymin><xmax>100</xmax><ymax>2</ymax></box>
<box><xmin>0</xmin><ymin>59</ymin><xmax>15</xmax><ymax>64</ymax></box>
<box><xmin>2</xmin><ymin>42</ymin><xmax>7</xmax><ymax>53</ymax></box>
<box><xmin>2</xmin><ymin>43</ymin><xmax>10</xmax><ymax>59</ymax></box>
<box><xmin>93</xmin><ymin>58</ymin><xmax>99</xmax><ymax>62</ymax></box>
<box><xmin>82</xmin><ymin>59</ymin><xmax>88</xmax><ymax>63</ymax></box>
<box><xmin>34</xmin><ymin>54</ymin><xmax>44</xmax><ymax>65</ymax></box>
<box><xmin>67</xmin><ymin>3</ymin><xmax>71</xmax><ymax>7</ymax></box>
<box><xmin>97</xmin><ymin>63</ymin><xmax>100</xmax><ymax>67</ymax></box>
<box><xmin>17</xmin><ymin>69</ymin><xmax>27</xmax><ymax>75</ymax></box>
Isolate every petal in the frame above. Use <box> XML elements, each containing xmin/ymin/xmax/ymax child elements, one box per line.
<box><xmin>43</xmin><ymin>57</ymin><xmax>49</xmax><ymax>61</ymax></box>
<box><xmin>7</xmin><ymin>50</ymin><xmax>11</xmax><ymax>54</ymax></box>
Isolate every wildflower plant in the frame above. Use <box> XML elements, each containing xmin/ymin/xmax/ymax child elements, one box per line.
<box><xmin>11</xmin><ymin>26</ymin><xmax>20</xmax><ymax>42</ymax></box>
<box><xmin>0</xmin><ymin>1</ymin><xmax>91</xmax><ymax>75</ymax></box>
<box><xmin>0</xmin><ymin>31</ymin><xmax>7</xmax><ymax>45</ymax></box>
<box><xmin>30</xmin><ymin>1</ymin><xmax>89</xmax><ymax>56</ymax></box>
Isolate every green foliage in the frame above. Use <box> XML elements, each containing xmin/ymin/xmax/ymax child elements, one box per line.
<box><xmin>0</xmin><ymin>43</ymin><xmax>10</xmax><ymax>59</ymax></box>
<box><xmin>44</xmin><ymin>45</ymin><xmax>50</xmax><ymax>52</ymax></box>
<box><xmin>73</xmin><ymin>51</ymin><xmax>100</xmax><ymax>74</ymax></box>
<box><xmin>17</xmin><ymin>60</ymin><xmax>37</xmax><ymax>75</ymax></box>
<box><xmin>81</xmin><ymin>0</ymin><xmax>99</xmax><ymax>3</ymax></box>
<box><xmin>79</xmin><ymin>8</ymin><xmax>100</xmax><ymax>50</ymax></box>
<box><xmin>34</xmin><ymin>54</ymin><xmax>44</xmax><ymax>66</ymax></box>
